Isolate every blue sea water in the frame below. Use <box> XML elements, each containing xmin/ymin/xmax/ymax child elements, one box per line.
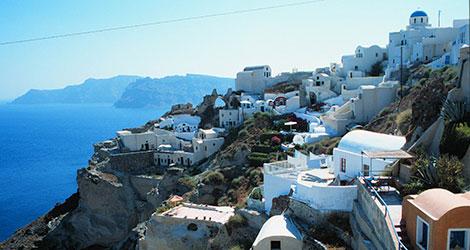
<box><xmin>0</xmin><ymin>104</ymin><xmax>167</xmax><ymax>241</ymax></box>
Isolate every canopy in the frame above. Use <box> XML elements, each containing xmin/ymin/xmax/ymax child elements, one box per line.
<box><xmin>362</xmin><ymin>150</ymin><xmax>414</xmax><ymax>159</ymax></box>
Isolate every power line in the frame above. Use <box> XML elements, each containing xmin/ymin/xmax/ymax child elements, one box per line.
<box><xmin>0</xmin><ymin>0</ymin><xmax>325</xmax><ymax>46</ymax></box>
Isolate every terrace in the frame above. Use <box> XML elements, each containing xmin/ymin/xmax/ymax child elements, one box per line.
<box><xmin>359</xmin><ymin>176</ymin><xmax>410</xmax><ymax>249</ymax></box>
<box><xmin>159</xmin><ymin>203</ymin><xmax>234</xmax><ymax>224</ymax></box>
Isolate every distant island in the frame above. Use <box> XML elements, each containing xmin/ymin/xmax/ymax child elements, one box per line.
<box><xmin>12</xmin><ymin>75</ymin><xmax>140</xmax><ymax>104</ymax></box>
<box><xmin>114</xmin><ymin>74</ymin><xmax>234</xmax><ymax>108</ymax></box>
<box><xmin>12</xmin><ymin>74</ymin><xmax>234</xmax><ymax>108</ymax></box>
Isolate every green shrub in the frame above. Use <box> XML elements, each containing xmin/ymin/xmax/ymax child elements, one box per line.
<box><xmin>250</xmin><ymin>188</ymin><xmax>263</xmax><ymax>200</ymax></box>
<box><xmin>248</xmin><ymin>153</ymin><xmax>270</xmax><ymax>166</ymax></box>
<box><xmin>227</xmin><ymin>214</ymin><xmax>247</xmax><ymax>229</ymax></box>
<box><xmin>177</xmin><ymin>176</ymin><xmax>197</xmax><ymax>190</ymax></box>
<box><xmin>260</xmin><ymin>132</ymin><xmax>281</xmax><ymax>142</ymax></box>
<box><xmin>249</xmin><ymin>168</ymin><xmax>262</xmax><ymax>179</ymax></box>
<box><xmin>203</xmin><ymin>171</ymin><xmax>225</xmax><ymax>185</ymax></box>
<box><xmin>436</xmin><ymin>154</ymin><xmax>465</xmax><ymax>193</ymax></box>
<box><xmin>229</xmin><ymin>245</ymin><xmax>243</xmax><ymax>250</ymax></box>
<box><xmin>396</xmin><ymin>108</ymin><xmax>412</xmax><ymax>134</ymax></box>
<box><xmin>238</xmin><ymin>129</ymin><xmax>248</xmax><ymax>138</ymax></box>
<box><xmin>440</xmin><ymin>123</ymin><xmax>470</xmax><ymax>158</ymax></box>
<box><xmin>231</xmin><ymin>176</ymin><xmax>244</xmax><ymax>187</ymax></box>
<box><xmin>252</xmin><ymin>145</ymin><xmax>273</xmax><ymax>154</ymax></box>
<box><xmin>403</xmin><ymin>180</ymin><xmax>426</xmax><ymax>196</ymax></box>
<box><xmin>405</xmin><ymin>153</ymin><xmax>465</xmax><ymax>195</ymax></box>
<box><xmin>156</xmin><ymin>204</ymin><xmax>172</xmax><ymax>214</ymax></box>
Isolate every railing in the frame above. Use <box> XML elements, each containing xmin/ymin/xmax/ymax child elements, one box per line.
<box><xmin>360</xmin><ymin>175</ymin><xmax>408</xmax><ymax>250</ymax></box>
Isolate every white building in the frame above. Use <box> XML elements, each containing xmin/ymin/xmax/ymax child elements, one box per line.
<box><xmin>117</xmin><ymin>130</ymin><xmax>157</xmax><ymax>152</ymax></box>
<box><xmin>159</xmin><ymin>114</ymin><xmax>201</xmax><ymax>132</ymax></box>
<box><xmin>219</xmin><ymin>108</ymin><xmax>243</xmax><ymax>128</ymax></box>
<box><xmin>263</xmin><ymin>151</ymin><xmax>356</xmax><ymax>213</ymax></box>
<box><xmin>154</xmin><ymin>148</ymin><xmax>194</xmax><ymax>167</ymax></box>
<box><xmin>263</xmin><ymin>130</ymin><xmax>406</xmax><ymax>213</ymax></box>
<box><xmin>322</xmin><ymin>81</ymin><xmax>398</xmax><ymax>135</ymax></box>
<box><xmin>301</xmin><ymin>73</ymin><xmax>338</xmax><ymax>105</ymax></box>
<box><xmin>192</xmin><ymin>129</ymin><xmax>224</xmax><ymax>163</ymax></box>
<box><xmin>450</xmin><ymin>20</ymin><xmax>470</xmax><ymax>65</ymax></box>
<box><xmin>139</xmin><ymin>203</ymin><xmax>234</xmax><ymax>250</ymax></box>
<box><xmin>333</xmin><ymin>130</ymin><xmax>406</xmax><ymax>181</ymax></box>
<box><xmin>264</xmin><ymin>90</ymin><xmax>301</xmax><ymax>114</ymax></box>
<box><xmin>235</xmin><ymin>65</ymin><xmax>272</xmax><ymax>94</ymax></box>
<box><xmin>154</xmin><ymin>128</ymin><xmax>224</xmax><ymax>167</ymax></box>
<box><xmin>340</xmin><ymin>45</ymin><xmax>387</xmax><ymax>76</ymax></box>
<box><xmin>252</xmin><ymin>215</ymin><xmax>303</xmax><ymax>250</ymax></box>
<box><xmin>388</xmin><ymin>10</ymin><xmax>463</xmax><ymax>71</ymax></box>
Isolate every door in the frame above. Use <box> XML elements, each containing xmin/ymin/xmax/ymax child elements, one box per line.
<box><xmin>363</xmin><ymin>164</ymin><xmax>370</xmax><ymax>176</ymax></box>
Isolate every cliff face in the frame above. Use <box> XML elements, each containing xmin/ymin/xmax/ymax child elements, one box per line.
<box><xmin>39</xmin><ymin>161</ymin><xmax>190</xmax><ymax>249</ymax></box>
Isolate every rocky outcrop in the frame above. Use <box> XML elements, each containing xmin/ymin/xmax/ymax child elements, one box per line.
<box><xmin>37</xmin><ymin>162</ymin><xmax>189</xmax><ymax>249</ymax></box>
<box><xmin>0</xmin><ymin>193</ymin><xmax>79</xmax><ymax>250</ymax></box>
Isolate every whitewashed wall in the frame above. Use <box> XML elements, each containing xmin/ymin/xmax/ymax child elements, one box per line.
<box><xmin>333</xmin><ymin>148</ymin><xmax>395</xmax><ymax>181</ymax></box>
<box><xmin>264</xmin><ymin>174</ymin><xmax>296</xmax><ymax>213</ymax></box>
<box><xmin>293</xmin><ymin>183</ymin><xmax>357</xmax><ymax>212</ymax></box>
<box><xmin>119</xmin><ymin>132</ymin><xmax>157</xmax><ymax>151</ymax></box>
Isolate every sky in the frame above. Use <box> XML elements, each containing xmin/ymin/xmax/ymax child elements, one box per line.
<box><xmin>0</xmin><ymin>0</ymin><xmax>468</xmax><ymax>100</ymax></box>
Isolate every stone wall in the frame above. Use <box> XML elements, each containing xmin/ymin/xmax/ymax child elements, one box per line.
<box><xmin>109</xmin><ymin>151</ymin><xmax>157</xmax><ymax>174</ymax></box>
<box><xmin>350</xmin><ymin>179</ymin><xmax>398</xmax><ymax>250</ymax></box>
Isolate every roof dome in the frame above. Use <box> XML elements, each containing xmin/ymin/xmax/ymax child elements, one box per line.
<box><xmin>337</xmin><ymin>130</ymin><xmax>406</xmax><ymax>154</ymax></box>
<box><xmin>410</xmin><ymin>10</ymin><xmax>427</xmax><ymax>18</ymax></box>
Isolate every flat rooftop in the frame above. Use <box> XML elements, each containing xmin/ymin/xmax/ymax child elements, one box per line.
<box><xmin>159</xmin><ymin>203</ymin><xmax>234</xmax><ymax>224</ymax></box>
<box><xmin>297</xmin><ymin>168</ymin><xmax>335</xmax><ymax>187</ymax></box>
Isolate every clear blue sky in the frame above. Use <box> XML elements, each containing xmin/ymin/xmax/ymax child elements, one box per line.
<box><xmin>0</xmin><ymin>0</ymin><xmax>468</xmax><ymax>100</ymax></box>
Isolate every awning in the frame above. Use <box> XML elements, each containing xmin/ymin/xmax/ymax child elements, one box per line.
<box><xmin>362</xmin><ymin>150</ymin><xmax>414</xmax><ymax>159</ymax></box>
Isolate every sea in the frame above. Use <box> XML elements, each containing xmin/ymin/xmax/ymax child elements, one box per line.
<box><xmin>0</xmin><ymin>103</ymin><xmax>167</xmax><ymax>241</ymax></box>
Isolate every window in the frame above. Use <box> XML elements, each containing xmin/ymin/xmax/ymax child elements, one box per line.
<box><xmin>340</xmin><ymin>158</ymin><xmax>346</xmax><ymax>173</ymax></box>
<box><xmin>270</xmin><ymin>241</ymin><xmax>281</xmax><ymax>250</ymax></box>
<box><xmin>421</xmin><ymin>17</ymin><xmax>424</xmax><ymax>23</ymax></box>
<box><xmin>414</xmin><ymin>18</ymin><xmax>417</xmax><ymax>24</ymax></box>
<box><xmin>363</xmin><ymin>164</ymin><xmax>370</xmax><ymax>176</ymax></box>
<box><xmin>417</xmin><ymin>216</ymin><xmax>430</xmax><ymax>250</ymax></box>
<box><xmin>375</xmin><ymin>52</ymin><xmax>379</xmax><ymax>57</ymax></box>
<box><xmin>448</xmin><ymin>229</ymin><xmax>470</xmax><ymax>250</ymax></box>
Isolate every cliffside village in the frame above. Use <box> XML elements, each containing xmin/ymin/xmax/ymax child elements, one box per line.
<box><xmin>105</xmin><ymin>11</ymin><xmax>470</xmax><ymax>250</ymax></box>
